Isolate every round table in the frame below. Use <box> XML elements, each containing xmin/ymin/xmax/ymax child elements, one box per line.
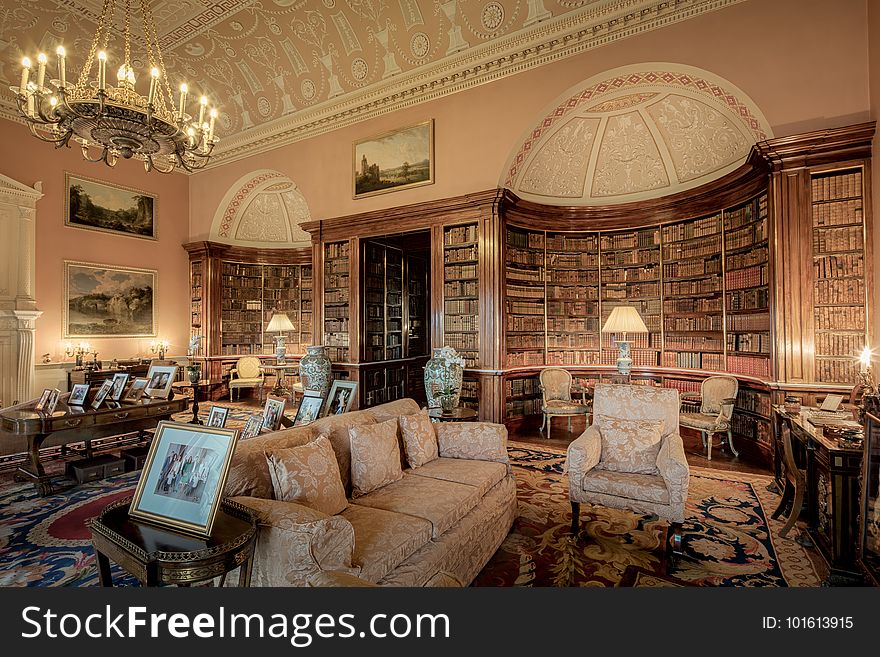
<box><xmin>171</xmin><ymin>379</ymin><xmax>218</xmax><ymax>425</ymax></box>
<box><xmin>428</xmin><ymin>407</ymin><xmax>479</xmax><ymax>422</ymax></box>
<box><xmin>89</xmin><ymin>497</ymin><xmax>257</xmax><ymax>587</ymax></box>
<box><xmin>260</xmin><ymin>364</ymin><xmax>299</xmax><ymax>397</ymax></box>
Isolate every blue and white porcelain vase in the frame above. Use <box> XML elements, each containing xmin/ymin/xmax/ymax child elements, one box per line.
<box><xmin>424</xmin><ymin>346</ymin><xmax>465</xmax><ymax>409</ymax></box>
<box><xmin>299</xmin><ymin>345</ymin><xmax>332</xmax><ymax>397</ymax></box>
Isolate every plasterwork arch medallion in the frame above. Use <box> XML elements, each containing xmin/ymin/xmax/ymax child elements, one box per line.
<box><xmin>210</xmin><ymin>169</ymin><xmax>312</xmax><ymax>248</ymax></box>
<box><xmin>502</xmin><ymin>64</ymin><xmax>773</xmax><ymax>206</ymax></box>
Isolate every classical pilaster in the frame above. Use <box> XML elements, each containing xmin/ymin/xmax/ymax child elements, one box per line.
<box><xmin>13</xmin><ymin>309</ymin><xmax>41</xmax><ymax>403</ymax></box>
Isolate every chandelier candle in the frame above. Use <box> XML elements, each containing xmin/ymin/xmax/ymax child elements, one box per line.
<box><xmin>19</xmin><ymin>57</ymin><xmax>29</xmax><ymax>95</ymax></box>
<box><xmin>147</xmin><ymin>67</ymin><xmax>159</xmax><ymax>105</ymax></box>
<box><xmin>56</xmin><ymin>46</ymin><xmax>66</xmax><ymax>88</ymax></box>
<box><xmin>36</xmin><ymin>53</ymin><xmax>47</xmax><ymax>90</ymax></box>
<box><xmin>178</xmin><ymin>83</ymin><xmax>188</xmax><ymax>121</ymax></box>
<box><xmin>97</xmin><ymin>51</ymin><xmax>106</xmax><ymax>90</ymax></box>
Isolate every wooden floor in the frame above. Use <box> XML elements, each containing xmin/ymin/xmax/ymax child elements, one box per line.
<box><xmin>510</xmin><ymin>415</ymin><xmax>772</xmax><ymax>476</ymax></box>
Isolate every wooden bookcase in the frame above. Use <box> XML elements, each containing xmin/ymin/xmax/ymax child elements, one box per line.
<box><xmin>323</xmin><ymin>241</ymin><xmax>351</xmax><ymax>363</ymax></box>
<box><xmin>547</xmin><ymin>232</ymin><xmax>600</xmax><ymax>366</ymax></box>
<box><xmin>505</xmin><ymin>226</ymin><xmax>545</xmax><ymax>367</ymax></box>
<box><xmin>811</xmin><ymin>167</ymin><xmax>868</xmax><ymax>383</ymax></box>
<box><xmin>443</xmin><ymin>224</ymin><xmax>480</xmax><ymax>368</ymax></box>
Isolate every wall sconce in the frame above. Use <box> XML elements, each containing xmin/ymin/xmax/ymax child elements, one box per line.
<box><xmin>65</xmin><ymin>341</ymin><xmax>91</xmax><ymax>367</ymax></box>
<box><xmin>150</xmin><ymin>339</ymin><xmax>170</xmax><ymax>360</ymax></box>
<box><xmin>859</xmin><ymin>345</ymin><xmax>876</xmax><ymax>397</ymax></box>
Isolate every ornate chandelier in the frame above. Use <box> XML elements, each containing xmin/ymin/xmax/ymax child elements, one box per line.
<box><xmin>11</xmin><ymin>0</ymin><xmax>218</xmax><ymax>173</ymax></box>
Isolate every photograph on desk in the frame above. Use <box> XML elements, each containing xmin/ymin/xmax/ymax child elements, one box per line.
<box><xmin>145</xmin><ymin>364</ymin><xmax>177</xmax><ymax>399</ymax></box>
<box><xmin>90</xmin><ymin>379</ymin><xmax>114</xmax><ymax>410</ymax></box>
<box><xmin>68</xmin><ymin>383</ymin><xmax>90</xmax><ymax>406</ymax></box>
<box><xmin>293</xmin><ymin>391</ymin><xmax>323</xmax><ymax>427</ymax></box>
<box><xmin>206</xmin><ymin>406</ymin><xmax>230</xmax><ymax>428</ymax></box>
<box><xmin>129</xmin><ymin>421</ymin><xmax>237</xmax><ymax>537</ymax></box>
<box><xmin>240</xmin><ymin>413</ymin><xmax>266</xmax><ymax>440</ymax></box>
<box><xmin>124</xmin><ymin>377</ymin><xmax>149</xmax><ymax>402</ymax></box>
<box><xmin>323</xmin><ymin>380</ymin><xmax>357</xmax><ymax>417</ymax></box>
<box><xmin>108</xmin><ymin>372</ymin><xmax>130</xmax><ymax>401</ymax></box>
<box><xmin>262</xmin><ymin>396</ymin><xmax>286</xmax><ymax>431</ymax></box>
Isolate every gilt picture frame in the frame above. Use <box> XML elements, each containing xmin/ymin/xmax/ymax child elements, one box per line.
<box><xmin>63</xmin><ymin>260</ymin><xmax>157</xmax><ymax>338</ymax></box>
<box><xmin>353</xmin><ymin>120</ymin><xmax>434</xmax><ymax>199</ymax></box>
<box><xmin>64</xmin><ymin>173</ymin><xmax>157</xmax><ymax>240</ymax></box>
<box><xmin>128</xmin><ymin>421</ymin><xmax>237</xmax><ymax>537</ymax></box>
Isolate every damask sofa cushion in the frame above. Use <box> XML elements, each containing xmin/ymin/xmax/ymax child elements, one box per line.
<box><xmin>399</xmin><ymin>409</ymin><xmax>439</xmax><ymax>468</ymax></box>
<box><xmin>340</xmin><ymin>504</ymin><xmax>433</xmax><ymax>583</ymax></box>
<box><xmin>407</xmin><ymin>458</ymin><xmax>507</xmax><ymax>497</ymax></box>
<box><xmin>349</xmin><ymin>418</ymin><xmax>404</xmax><ymax>497</ymax></box>
<box><xmin>351</xmin><ymin>473</ymin><xmax>482</xmax><ymax>539</ymax></box>
<box><xmin>225</xmin><ymin>424</ymin><xmax>317</xmax><ymax>499</ymax></box>
<box><xmin>265</xmin><ymin>435</ymin><xmax>349</xmax><ymax>516</ymax></box>
<box><xmin>311</xmin><ymin>410</ymin><xmax>378</xmax><ymax>495</ymax></box>
<box><xmin>595</xmin><ymin>414</ymin><xmax>664</xmax><ymax>475</ymax></box>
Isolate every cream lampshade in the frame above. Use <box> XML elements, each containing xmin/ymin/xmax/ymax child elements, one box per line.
<box><xmin>267</xmin><ymin>313</ymin><xmax>295</xmax><ymax>364</ymax></box>
<box><xmin>601</xmin><ymin>306</ymin><xmax>648</xmax><ymax>375</ymax></box>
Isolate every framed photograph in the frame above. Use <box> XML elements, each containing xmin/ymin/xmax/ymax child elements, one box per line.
<box><xmin>206</xmin><ymin>406</ymin><xmax>230</xmax><ymax>428</ymax></box>
<box><xmin>109</xmin><ymin>372</ymin><xmax>130</xmax><ymax>401</ymax></box>
<box><xmin>240</xmin><ymin>414</ymin><xmax>265</xmax><ymax>440</ymax></box>
<box><xmin>68</xmin><ymin>383</ymin><xmax>90</xmax><ymax>406</ymax></box>
<box><xmin>353</xmin><ymin>119</ymin><xmax>433</xmax><ymax>199</ymax></box>
<box><xmin>40</xmin><ymin>388</ymin><xmax>61</xmax><ymax>416</ymax></box>
<box><xmin>124</xmin><ymin>377</ymin><xmax>149</xmax><ymax>402</ymax></box>
<box><xmin>262</xmin><ymin>396</ymin><xmax>286</xmax><ymax>432</ymax></box>
<box><xmin>128</xmin><ymin>421</ymin><xmax>237</xmax><ymax>537</ymax></box>
<box><xmin>323</xmin><ymin>380</ymin><xmax>357</xmax><ymax>417</ymax></box>
<box><xmin>34</xmin><ymin>388</ymin><xmax>53</xmax><ymax>412</ymax></box>
<box><xmin>145</xmin><ymin>365</ymin><xmax>177</xmax><ymax>399</ymax></box>
<box><xmin>293</xmin><ymin>390</ymin><xmax>324</xmax><ymax>427</ymax></box>
<box><xmin>63</xmin><ymin>260</ymin><xmax>157</xmax><ymax>338</ymax></box>
<box><xmin>65</xmin><ymin>173</ymin><xmax>157</xmax><ymax>240</ymax></box>
<box><xmin>91</xmin><ymin>379</ymin><xmax>114</xmax><ymax>410</ymax></box>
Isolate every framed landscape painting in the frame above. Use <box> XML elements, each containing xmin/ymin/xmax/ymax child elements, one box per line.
<box><xmin>353</xmin><ymin>119</ymin><xmax>433</xmax><ymax>199</ymax></box>
<box><xmin>63</xmin><ymin>260</ymin><xmax>157</xmax><ymax>338</ymax></box>
<box><xmin>65</xmin><ymin>173</ymin><xmax>157</xmax><ymax>240</ymax></box>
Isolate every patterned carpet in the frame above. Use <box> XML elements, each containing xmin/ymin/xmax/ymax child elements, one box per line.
<box><xmin>473</xmin><ymin>441</ymin><xmax>823</xmax><ymax>587</ymax></box>
<box><xmin>0</xmin><ymin>433</ymin><xmax>823</xmax><ymax>587</ymax></box>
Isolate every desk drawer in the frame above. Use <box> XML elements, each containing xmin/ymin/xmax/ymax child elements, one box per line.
<box><xmin>47</xmin><ymin>414</ymin><xmax>95</xmax><ymax>432</ymax></box>
<box><xmin>148</xmin><ymin>402</ymin><xmax>177</xmax><ymax>417</ymax></box>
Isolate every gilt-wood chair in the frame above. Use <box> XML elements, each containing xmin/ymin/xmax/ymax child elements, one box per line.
<box><xmin>679</xmin><ymin>375</ymin><xmax>739</xmax><ymax>461</ymax></box>
<box><xmin>539</xmin><ymin>367</ymin><xmax>591</xmax><ymax>439</ymax></box>
<box><xmin>229</xmin><ymin>356</ymin><xmax>265</xmax><ymax>401</ymax></box>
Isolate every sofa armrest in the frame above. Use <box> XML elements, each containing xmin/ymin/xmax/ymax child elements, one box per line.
<box><xmin>564</xmin><ymin>424</ymin><xmax>601</xmax><ymax>477</ymax></box>
<box><xmin>655</xmin><ymin>434</ymin><xmax>689</xmax><ymax>519</ymax></box>
<box><xmin>231</xmin><ymin>496</ymin><xmax>357</xmax><ymax>586</ymax></box>
<box><xmin>435</xmin><ymin>422</ymin><xmax>508</xmax><ymax>464</ymax></box>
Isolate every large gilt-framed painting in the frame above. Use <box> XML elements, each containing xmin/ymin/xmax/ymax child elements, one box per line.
<box><xmin>353</xmin><ymin>119</ymin><xmax>433</xmax><ymax>199</ymax></box>
<box><xmin>63</xmin><ymin>260</ymin><xmax>157</xmax><ymax>338</ymax></box>
<box><xmin>64</xmin><ymin>173</ymin><xmax>157</xmax><ymax>240</ymax></box>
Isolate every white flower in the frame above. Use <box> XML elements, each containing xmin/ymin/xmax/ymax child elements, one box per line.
<box><xmin>436</xmin><ymin>345</ymin><xmax>466</xmax><ymax>367</ymax></box>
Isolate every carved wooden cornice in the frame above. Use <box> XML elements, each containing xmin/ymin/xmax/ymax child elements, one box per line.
<box><xmin>754</xmin><ymin>122</ymin><xmax>877</xmax><ymax>171</ymax></box>
<box><xmin>182</xmin><ymin>241</ymin><xmax>311</xmax><ymax>265</ymax></box>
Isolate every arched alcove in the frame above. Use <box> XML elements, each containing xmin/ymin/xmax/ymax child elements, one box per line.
<box><xmin>210</xmin><ymin>169</ymin><xmax>311</xmax><ymax>248</ymax></box>
<box><xmin>501</xmin><ymin>63</ymin><xmax>773</xmax><ymax>206</ymax></box>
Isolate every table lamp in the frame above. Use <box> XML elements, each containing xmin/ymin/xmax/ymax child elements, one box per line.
<box><xmin>601</xmin><ymin>305</ymin><xmax>648</xmax><ymax>375</ymax></box>
<box><xmin>267</xmin><ymin>312</ymin><xmax>295</xmax><ymax>364</ymax></box>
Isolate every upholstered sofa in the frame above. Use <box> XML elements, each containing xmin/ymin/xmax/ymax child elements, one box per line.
<box><xmin>224</xmin><ymin>398</ymin><xmax>516</xmax><ymax>586</ymax></box>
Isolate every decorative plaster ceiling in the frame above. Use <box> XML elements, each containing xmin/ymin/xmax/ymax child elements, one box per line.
<box><xmin>502</xmin><ymin>63</ymin><xmax>772</xmax><ymax>205</ymax></box>
<box><xmin>0</xmin><ymin>0</ymin><xmax>747</xmax><ymax>168</ymax></box>
<box><xmin>211</xmin><ymin>169</ymin><xmax>312</xmax><ymax>248</ymax></box>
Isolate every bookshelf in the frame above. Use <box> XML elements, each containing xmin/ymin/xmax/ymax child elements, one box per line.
<box><xmin>324</xmin><ymin>241</ymin><xmax>351</xmax><ymax>362</ymax></box>
<box><xmin>724</xmin><ymin>194</ymin><xmax>771</xmax><ymax>378</ymax></box>
<box><xmin>260</xmin><ymin>265</ymin><xmax>301</xmax><ymax>355</ymax></box>
<box><xmin>600</xmin><ymin>227</ymin><xmax>662</xmax><ymax>368</ymax></box>
<box><xmin>662</xmin><ymin>213</ymin><xmax>724</xmax><ymax>370</ymax></box>
<box><xmin>505</xmin><ymin>226</ymin><xmax>545</xmax><ymax>367</ymax></box>
<box><xmin>300</xmin><ymin>265</ymin><xmax>313</xmax><ymax>347</ymax></box>
<box><xmin>362</xmin><ymin>242</ymin><xmax>406</xmax><ymax>362</ymax></box>
<box><xmin>190</xmin><ymin>259</ymin><xmax>203</xmax><ymax>351</ymax></box>
<box><xmin>220</xmin><ymin>262</ymin><xmax>264</xmax><ymax>356</ymax></box>
<box><xmin>546</xmin><ymin>232</ymin><xmax>600</xmax><ymax>366</ymax></box>
<box><xmin>811</xmin><ymin>168</ymin><xmax>868</xmax><ymax>383</ymax></box>
<box><xmin>443</xmin><ymin>224</ymin><xmax>480</xmax><ymax>368</ymax></box>
<box><xmin>407</xmin><ymin>256</ymin><xmax>428</xmax><ymax>358</ymax></box>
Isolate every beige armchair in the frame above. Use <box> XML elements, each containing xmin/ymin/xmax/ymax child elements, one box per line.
<box><xmin>679</xmin><ymin>375</ymin><xmax>738</xmax><ymax>460</ymax></box>
<box><xmin>229</xmin><ymin>356</ymin><xmax>264</xmax><ymax>401</ymax></box>
<box><xmin>539</xmin><ymin>367</ymin><xmax>590</xmax><ymax>439</ymax></box>
<box><xmin>566</xmin><ymin>383</ymin><xmax>689</xmax><ymax>558</ymax></box>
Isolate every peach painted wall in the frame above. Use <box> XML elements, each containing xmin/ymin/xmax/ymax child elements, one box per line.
<box><xmin>189</xmin><ymin>0</ymin><xmax>871</xmax><ymax>236</ymax></box>
<box><xmin>0</xmin><ymin>118</ymin><xmax>191</xmax><ymax>362</ymax></box>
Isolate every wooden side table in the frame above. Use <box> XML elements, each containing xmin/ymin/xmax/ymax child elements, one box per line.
<box><xmin>428</xmin><ymin>407</ymin><xmax>479</xmax><ymax>422</ymax></box>
<box><xmin>90</xmin><ymin>497</ymin><xmax>257</xmax><ymax>587</ymax></box>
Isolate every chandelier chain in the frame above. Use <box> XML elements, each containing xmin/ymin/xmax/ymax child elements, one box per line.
<box><xmin>76</xmin><ymin>0</ymin><xmax>115</xmax><ymax>91</ymax></box>
<box><xmin>141</xmin><ymin>0</ymin><xmax>175</xmax><ymax>112</ymax></box>
<box><xmin>124</xmin><ymin>0</ymin><xmax>132</xmax><ymax>67</ymax></box>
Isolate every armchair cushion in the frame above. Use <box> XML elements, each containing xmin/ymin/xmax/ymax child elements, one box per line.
<box><xmin>435</xmin><ymin>422</ymin><xmax>509</xmax><ymax>464</ymax></box>
<box><xmin>349</xmin><ymin>418</ymin><xmax>404</xmax><ymax>498</ymax></box>
<box><xmin>543</xmin><ymin>399</ymin><xmax>590</xmax><ymax>414</ymax></box>
<box><xmin>680</xmin><ymin>412</ymin><xmax>728</xmax><ymax>431</ymax></box>
<box><xmin>399</xmin><ymin>409</ymin><xmax>439</xmax><ymax>468</ymax></box>
<box><xmin>595</xmin><ymin>414</ymin><xmax>664</xmax><ymax>475</ymax></box>
<box><xmin>265</xmin><ymin>435</ymin><xmax>348</xmax><ymax>516</ymax></box>
<box><xmin>581</xmin><ymin>470</ymin><xmax>670</xmax><ymax>505</ymax></box>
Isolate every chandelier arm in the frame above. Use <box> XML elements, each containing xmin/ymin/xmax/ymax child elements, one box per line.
<box><xmin>25</xmin><ymin>121</ymin><xmax>72</xmax><ymax>146</ymax></box>
<box><xmin>81</xmin><ymin>145</ymin><xmax>110</xmax><ymax>163</ymax></box>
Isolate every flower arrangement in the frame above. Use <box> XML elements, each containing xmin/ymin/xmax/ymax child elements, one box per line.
<box><xmin>435</xmin><ymin>346</ymin><xmax>465</xmax><ymax>368</ymax></box>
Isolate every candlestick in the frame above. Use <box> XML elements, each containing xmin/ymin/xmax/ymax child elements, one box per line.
<box><xmin>198</xmin><ymin>95</ymin><xmax>207</xmax><ymax>126</ymax></box>
<box><xmin>178</xmin><ymin>82</ymin><xmax>188</xmax><ymax>120</ymax></box>
<box><xmin>36</xmin><ymin>53</ymin><xmax>47</xmax><ymax>90</ymax></box>
<box><xmin>208</xmin><ymin>108</ymin><xmax>217</xmax><ymax>143</ymax></box>
<box><xmin>147</xmin><ymin>67</ymin><xmax>159</xmax><ymax>105</ymax></box>
<box><xmin>56</xmin><ymin>46</ymin><xmax>66</xmax><ymax>88</ymax></box>
<box><xmin>97</xmin><ymin>50</ymin><xmax>107</xmax><ymax>90</ymax></box>
<box><xmin>19</xmin><ymin>57</ymin><xmax>31</xmax><ymax>95</ymax></box>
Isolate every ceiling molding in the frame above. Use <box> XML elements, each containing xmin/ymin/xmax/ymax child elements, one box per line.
<box><xmin>202</xmin><ymin>0</ymin><xmax>746</xmax><ymax>170</ymax></box>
